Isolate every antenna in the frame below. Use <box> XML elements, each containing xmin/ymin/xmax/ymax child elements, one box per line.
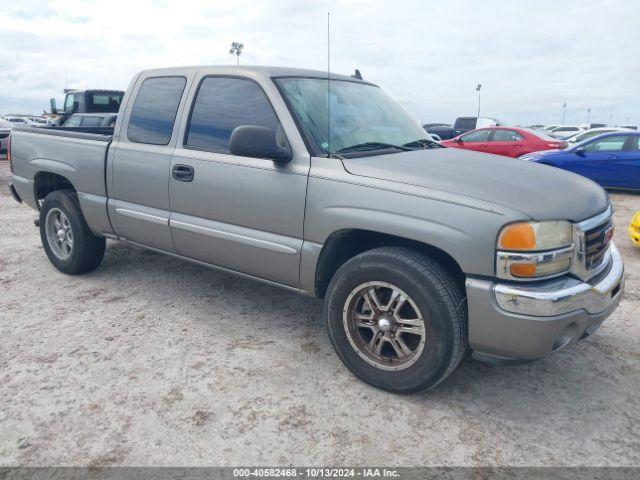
<box><xmin>327</xmin><ymin>12</ymin><xmax>331</xmax><ymax>158</ymax></box>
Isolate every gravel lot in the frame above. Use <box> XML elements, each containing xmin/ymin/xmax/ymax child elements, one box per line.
<box><xmin>0</xmin><ymin>160</ymin><xmax>639</xmax><ymax>467</ymax></box>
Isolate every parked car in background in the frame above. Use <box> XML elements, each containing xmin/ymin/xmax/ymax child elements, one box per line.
<box><xmin>422</xmin><ymin>123</ymin><xmax>451</xmax><ymax>140</ymax></box>
<box><xmin>618</xmin><ymin>125</ymin><xmax>638</xmax><ymax>131</ymax></box>
<box><xmin>544</xmin><ymin>125</ymin><xmax>559</xmax><ymax>131</ymax></box>
<box><xmin>564</xmin><ymin>127</ymin><xmax>629</xmax><ymax>145</ymax></box>
<box><xmin>52</xmin><ymin>89</ymin><xmax>124</xmax><ymax>124</ymax></box>
<box><xmin>440</xmin><ymin>126</ymin><xmax>566</xmax><ymax>157</ymax></box>
<box><xmin>630</xmin><ymin>212</ymin><xmax>640</xmax><ymax>246</ymax></box>
<box><xmin>63</xmin><ymin>113</ymin><xmax>117</xmax><ymax>127</ymax></box>
<box><xmin>0</xmin><ymin>119</ymin><xmax>11</xmax><ymax>158</ymax></box>
<box><xmin>2</xmin><ymin>116</ymin><xmax>35</xmax><ymax>127</ymax></box>
<box><xmin>8</xmin><ymin>65</ymin><xmax>624</xmax><ymax>392</ymax></box>
<box><xmin>548</xmin><ymin>125</ymin><xmax>586</xmax><ymax>139</ymax></box>
<box><xmin>521</xmin><ymin>132</ymin><xmax>640</xmax><ymax>190</ymax></box>
<box><xmin>424</xmin><ymin>117</ymin><xmax>502</xmax><ymax>140</ymax></box>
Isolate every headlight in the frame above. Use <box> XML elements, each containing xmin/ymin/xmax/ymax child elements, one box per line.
<box><xmin>496</xmin><ymin>221</ymin><xmax>574</xmax><ymax>280</ymax></box>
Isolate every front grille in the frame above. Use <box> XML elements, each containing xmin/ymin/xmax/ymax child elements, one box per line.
<box><xmin>584</xmin><ymin>218</ymin><xmax>613</xmax><ymax>272</ymax></box>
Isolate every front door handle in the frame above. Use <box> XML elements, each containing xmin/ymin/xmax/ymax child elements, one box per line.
<box><xmin>607</xmin><ymin>155</ymin><xmax>618</xmax><ymax>159</ymax></box>
<box><xmin>172</xmin><ymin>164</ymin><xmax>194</xmax><ymax>182</ymax></box>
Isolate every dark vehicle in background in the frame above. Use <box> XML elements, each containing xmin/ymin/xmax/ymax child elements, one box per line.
<box><xmin>424</xmin><ymin>117</ymin><xmax>502</xmax><ymax>140</ymax></box>
<box><xmin>441</xmin><ymin>126</ymin><xmax>566</xmax><ymax>158</ymax></box>
<box><xmin>422</xmin><ymin>122</ymin><xmax>451</xmax><ymax>140</ymax></box>
<box><xmin>521</xmin><ymin>132</ymin><xmax>640</xmax><ymax>190</ymax></box>
<box><xmin>0</xmin><ymin>119</ymin><xmax>11</xmax><ymax>157</ymax></box>
<box><xmin>51</xmin><ymin>89</ymin><xmax>124</xmax><ymax>124</ymax></box>
<box><xmin>64</xmin><ymin>113</ymin><xmax>118</xmax><ymax>128</ymax></box>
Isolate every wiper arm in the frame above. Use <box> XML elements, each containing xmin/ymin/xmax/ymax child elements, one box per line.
<box><xmin>402</xmin><ymin>138</ymin><xmax>443</xmax><ymax>149</ymax></box>
<box><xmin>336</xmin><ymin>141</ymin><xmax>412</xmax><ymax>154</ymax></box>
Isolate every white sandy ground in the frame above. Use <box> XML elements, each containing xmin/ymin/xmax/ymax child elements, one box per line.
<box><xmin>0</xmin><ymin>160</ymin><xmax>638</xmax><ymax>467</ymax></box>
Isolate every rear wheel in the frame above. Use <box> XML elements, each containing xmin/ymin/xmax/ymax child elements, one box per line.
<box><xmin>324</xmin><ymin>247</ymin><xmax>467</xmax><ymax>393</ymax></box>
<box><xmin>40</xmin><ymin>190</ymin><xmax>105</xmax><ymax>274</ymax></box>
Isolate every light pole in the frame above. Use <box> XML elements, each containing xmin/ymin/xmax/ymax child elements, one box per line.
<box><xmin>587</xmin><ymin>108</ymin><xmax>591</xmax><ymax>125</ymax></box>
<box><xmin>561</xmin><ymin>102</ymin><xmax>567</xmax><ymax>125</ymax></box>
<box><xmin>476</xmin><ymin>84</ymin><xmax>482</xmax><ymax>117</ymax></box>
<box><xmin>229</xmin><ymin>42</ymin><xmax>244</xmax><ymax>65</ymax></box>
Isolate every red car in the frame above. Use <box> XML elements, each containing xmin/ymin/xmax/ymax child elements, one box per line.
<box><xmin>440</xmin><ymin>126</ymin><xmax>567</xmax><ymax>158</ymax></box>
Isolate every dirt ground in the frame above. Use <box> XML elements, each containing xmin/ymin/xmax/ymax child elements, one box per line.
<box><xmin>0</xmin><ymin>160</ymin><xmax>638</xmax><ymax>467</ymax></box>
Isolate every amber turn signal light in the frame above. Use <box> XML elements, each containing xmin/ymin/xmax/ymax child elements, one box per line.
<box><xmin>498</xmin><ymin>223</ymin><xmax>536</xmax><ymax>250</ymax></box>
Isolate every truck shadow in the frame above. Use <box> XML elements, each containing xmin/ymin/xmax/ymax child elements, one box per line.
<box><xmin>97</xmin><ymin>241</ymin><xmax>633</xmax><ymax>421</ymax></box>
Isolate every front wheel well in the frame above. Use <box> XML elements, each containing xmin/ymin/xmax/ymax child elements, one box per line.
<box><xmin>34</xmin><ymin>172</ymin><xmax>76</xmax><ymax>208</ymax></box>
<box><xmin>314</xmin><ymin>229</ymin><xmax>465</xmax><ymax>298</ymax></box>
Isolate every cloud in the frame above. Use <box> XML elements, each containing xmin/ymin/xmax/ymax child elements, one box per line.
<box><xmin>0</xmin><ymin>0</ymin><xmax>638</xmax><ymax>125</ymax></box>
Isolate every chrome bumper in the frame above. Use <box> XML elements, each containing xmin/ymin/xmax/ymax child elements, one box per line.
<box><xmin>494</xmin><ymin>243</ymin><xmax>624</xmax><ymax>317</ymax></box>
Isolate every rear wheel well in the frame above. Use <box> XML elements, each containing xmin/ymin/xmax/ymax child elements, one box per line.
<box><xmin>34</xmin><ymin>172</ymin><xmax>75</xmax><ymax>208</ymax></box>
<box><xmin>315</xmin><ymin>229</ymin><xmax>465</xmax><ymax>298</ymax></box>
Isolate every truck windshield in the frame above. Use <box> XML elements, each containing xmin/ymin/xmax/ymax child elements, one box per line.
<box><xmin>275</xmin><ymin>77</ymin><xmax>428</xmax><ymax>156</ymax></box>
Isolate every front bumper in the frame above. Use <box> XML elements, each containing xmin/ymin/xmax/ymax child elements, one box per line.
<box><xmin>466</xmin><ymin>243</ymin><xmax>624</xmax><ymax>361</ymax></box>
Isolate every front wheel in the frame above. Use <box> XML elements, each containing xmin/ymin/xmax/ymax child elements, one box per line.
<box><xmin>39</xmin><ymin>190</ymin><xmax>105</xmax><ymax>274</ymax></box>
<box><xmin>323</xmin><ymin>247</ymin><xmax>467</xmax><ymax>393</ymax></box>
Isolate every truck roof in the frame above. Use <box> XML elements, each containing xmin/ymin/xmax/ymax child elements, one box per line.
<box><xmin>137</xmin><ymin>65</ymin><xmax>375</xmax><ymax>85</ymax></box>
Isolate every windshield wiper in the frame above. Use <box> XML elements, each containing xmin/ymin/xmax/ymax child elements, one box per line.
<box><xmin>335</xmin><ymin>141</ymin><xmax>412</xmax><ymax>154</ymax></box>
<box><xmin>402</xmin><ymin>138</ymin><xmax>443</xmax><ymax>149</ymax></box>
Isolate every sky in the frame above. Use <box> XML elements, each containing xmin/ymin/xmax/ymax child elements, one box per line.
<box><xmin>0</xmin><ymin>0</ymin><xmax>638</xmax><ymax>126</ymax></box>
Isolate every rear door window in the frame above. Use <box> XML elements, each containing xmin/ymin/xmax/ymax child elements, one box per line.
<box><xmin>185</xmin><ymin>76</ymin><xmax>281</xmax><ymax>153</ymax></box>
<box><xmin>80</xmin><ymin>116</ymin><xmax>104</xmax><ymax>127</ymax></box>
<box><xmin>460</xmin><ymin>130</ymin><xmax>491</xmax><ymax>142</ymax></box>
<box><xmin>584</xmin><ymin>136</ymin><xmax>627</xmax><ymax>152</ymax></box>
<box><xmin>492</xmin><ymin>129</ymin><xmax>523</xmax><ymax>141</ymax></box>
<box><xmin>127</xmin><ymin>76</ymin><xmax>187</xmax><ymax>145</ymax></box>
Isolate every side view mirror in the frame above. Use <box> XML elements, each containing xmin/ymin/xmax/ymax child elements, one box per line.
<box><xmin>575</xmin><ymin>147</ymin><xmax>586</xmax><ymax>156</ymax></box>
<box><xmin>50</xmin><ymin>98</ymin><xmax>58</xmax><ymax>114</ymax></box>
<box><xmin>454</xmin><ymin>137</ymin><xmax>462</xmax><ymax>143</ymax></box>
<box><xmin>229</xmin><ymin>125</ymin><xmax>291</xmax><ymax>163</ymax></box>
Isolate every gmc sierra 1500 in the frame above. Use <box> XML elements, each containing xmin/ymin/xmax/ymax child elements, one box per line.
<box><xmin>8</xmin><ymin>66</ymin><xmax>624</xmax><ymax>392</ymax></box>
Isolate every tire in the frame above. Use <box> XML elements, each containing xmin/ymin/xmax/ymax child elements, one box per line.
<box><xmin>323</xmin><ymin>247</ymin><xmax>467</xmax><ymax>393</ymax></box>
<box><xmin>39</xmin><ymin>190</ymin><xmax>105</xmax><ymax>274</ymax></box>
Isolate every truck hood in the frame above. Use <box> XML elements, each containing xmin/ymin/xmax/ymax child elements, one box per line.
<box><xmin>341</xmin><ymin>148</ymin><xmax>608</xmax><ymax>222</ymax></box>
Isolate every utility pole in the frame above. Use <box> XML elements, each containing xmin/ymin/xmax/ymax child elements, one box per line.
<box><xmin>587</xmin><ymin>108</ymin><xmax>591</xmax><ymax>125</ymax></box>
<box><xmin>229</xmin><ymin>42</ymin><xmax>244</xmax><ymax>65</ymax></box>
<box><xmin>561</xmin><ymin>102</ymin><xmax>567</xmax><ymax>125</ymax></box>
<box><xmin>476</xmin><ymin>84</ymin><xmax>482</xmax><ymax>117</ymax></box>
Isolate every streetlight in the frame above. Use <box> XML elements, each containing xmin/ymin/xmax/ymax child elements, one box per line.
<box><xmin>476</xmin><ymin>84</ymin><xmax>482</xmax><ymax>117</ymax></box>
<box><xmin>229</xmin><ymin>42</ymin><xmax>244</xmax><ymax>65</ymax></box>
<box><xmin>587</xmin><ymin>108</ymin><xmax>591</xmax><ymax>125</ymax></box>
<box><xmin>561</xmin><ymin>102</ymin><xmax>567</xmax><ymax>125</ymax></box>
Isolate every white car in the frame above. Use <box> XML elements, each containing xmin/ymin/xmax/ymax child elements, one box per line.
<box><xmin>548</xmin><ymin>125</ymin><xmax>586</xmax><ymax>139</ymax></box>
<box><xmin>564</xmin><ymin>127</ymin><xmax>630</xmax><ymax>144</ymax></box>
<box><xmin>2</xmin><ymin>116</ymin><xmax>35</xmax><ymax>127</ymax></box>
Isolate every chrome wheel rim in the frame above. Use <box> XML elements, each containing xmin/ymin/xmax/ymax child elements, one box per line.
<box><xmin>343</xmin><ymin>281</ymin><xmax>426</xmax><ymax>371</ymax></box>
<box><xmin>45</xmin><ymin>208</ymin><xmax>73</xmax><ymax>260</ymax></box>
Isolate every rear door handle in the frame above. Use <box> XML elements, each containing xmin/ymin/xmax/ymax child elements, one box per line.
<box><xmin>172</xmin><ymin>164</ymin><xmax>194</xmax><ymax>182</ymax></box>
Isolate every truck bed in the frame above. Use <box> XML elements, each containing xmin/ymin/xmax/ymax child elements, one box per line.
<box><xmin>9</xmin><ymin>125</ymin><xmax>114</xmax><ymax>235</ymax></box>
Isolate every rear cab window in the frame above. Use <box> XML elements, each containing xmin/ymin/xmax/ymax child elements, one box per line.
<box><xmin>89</xmin><ymin>93</ymin><xmax>123</xmax><ymax>113</ymax></box>
<box><xmin>127</xmin><ymin>76</ymin><xmax>187</xmax><ymax>145</ymax></box>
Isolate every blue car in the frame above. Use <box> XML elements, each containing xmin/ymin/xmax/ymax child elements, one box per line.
<box><xmin>521</xmin><ymin>131</ymin><xmax>640</xmax><ymax>190</ymax></box>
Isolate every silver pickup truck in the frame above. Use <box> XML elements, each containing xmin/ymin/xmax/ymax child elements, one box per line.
<box><xmin>8</xmin><ymin>66</ymin><xmax>624</xmax><ymax>392</ymax></box>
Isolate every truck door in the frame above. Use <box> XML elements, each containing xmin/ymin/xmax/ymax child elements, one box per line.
<box><xmin>168</xmin><ymin>75</ymin><xmax>309</xmax><ymax>288</ymax></box>
<box><xmin>107</xmin><ymin>73</ymin><xmax>192</xmax><ymax>251</ymax></box>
